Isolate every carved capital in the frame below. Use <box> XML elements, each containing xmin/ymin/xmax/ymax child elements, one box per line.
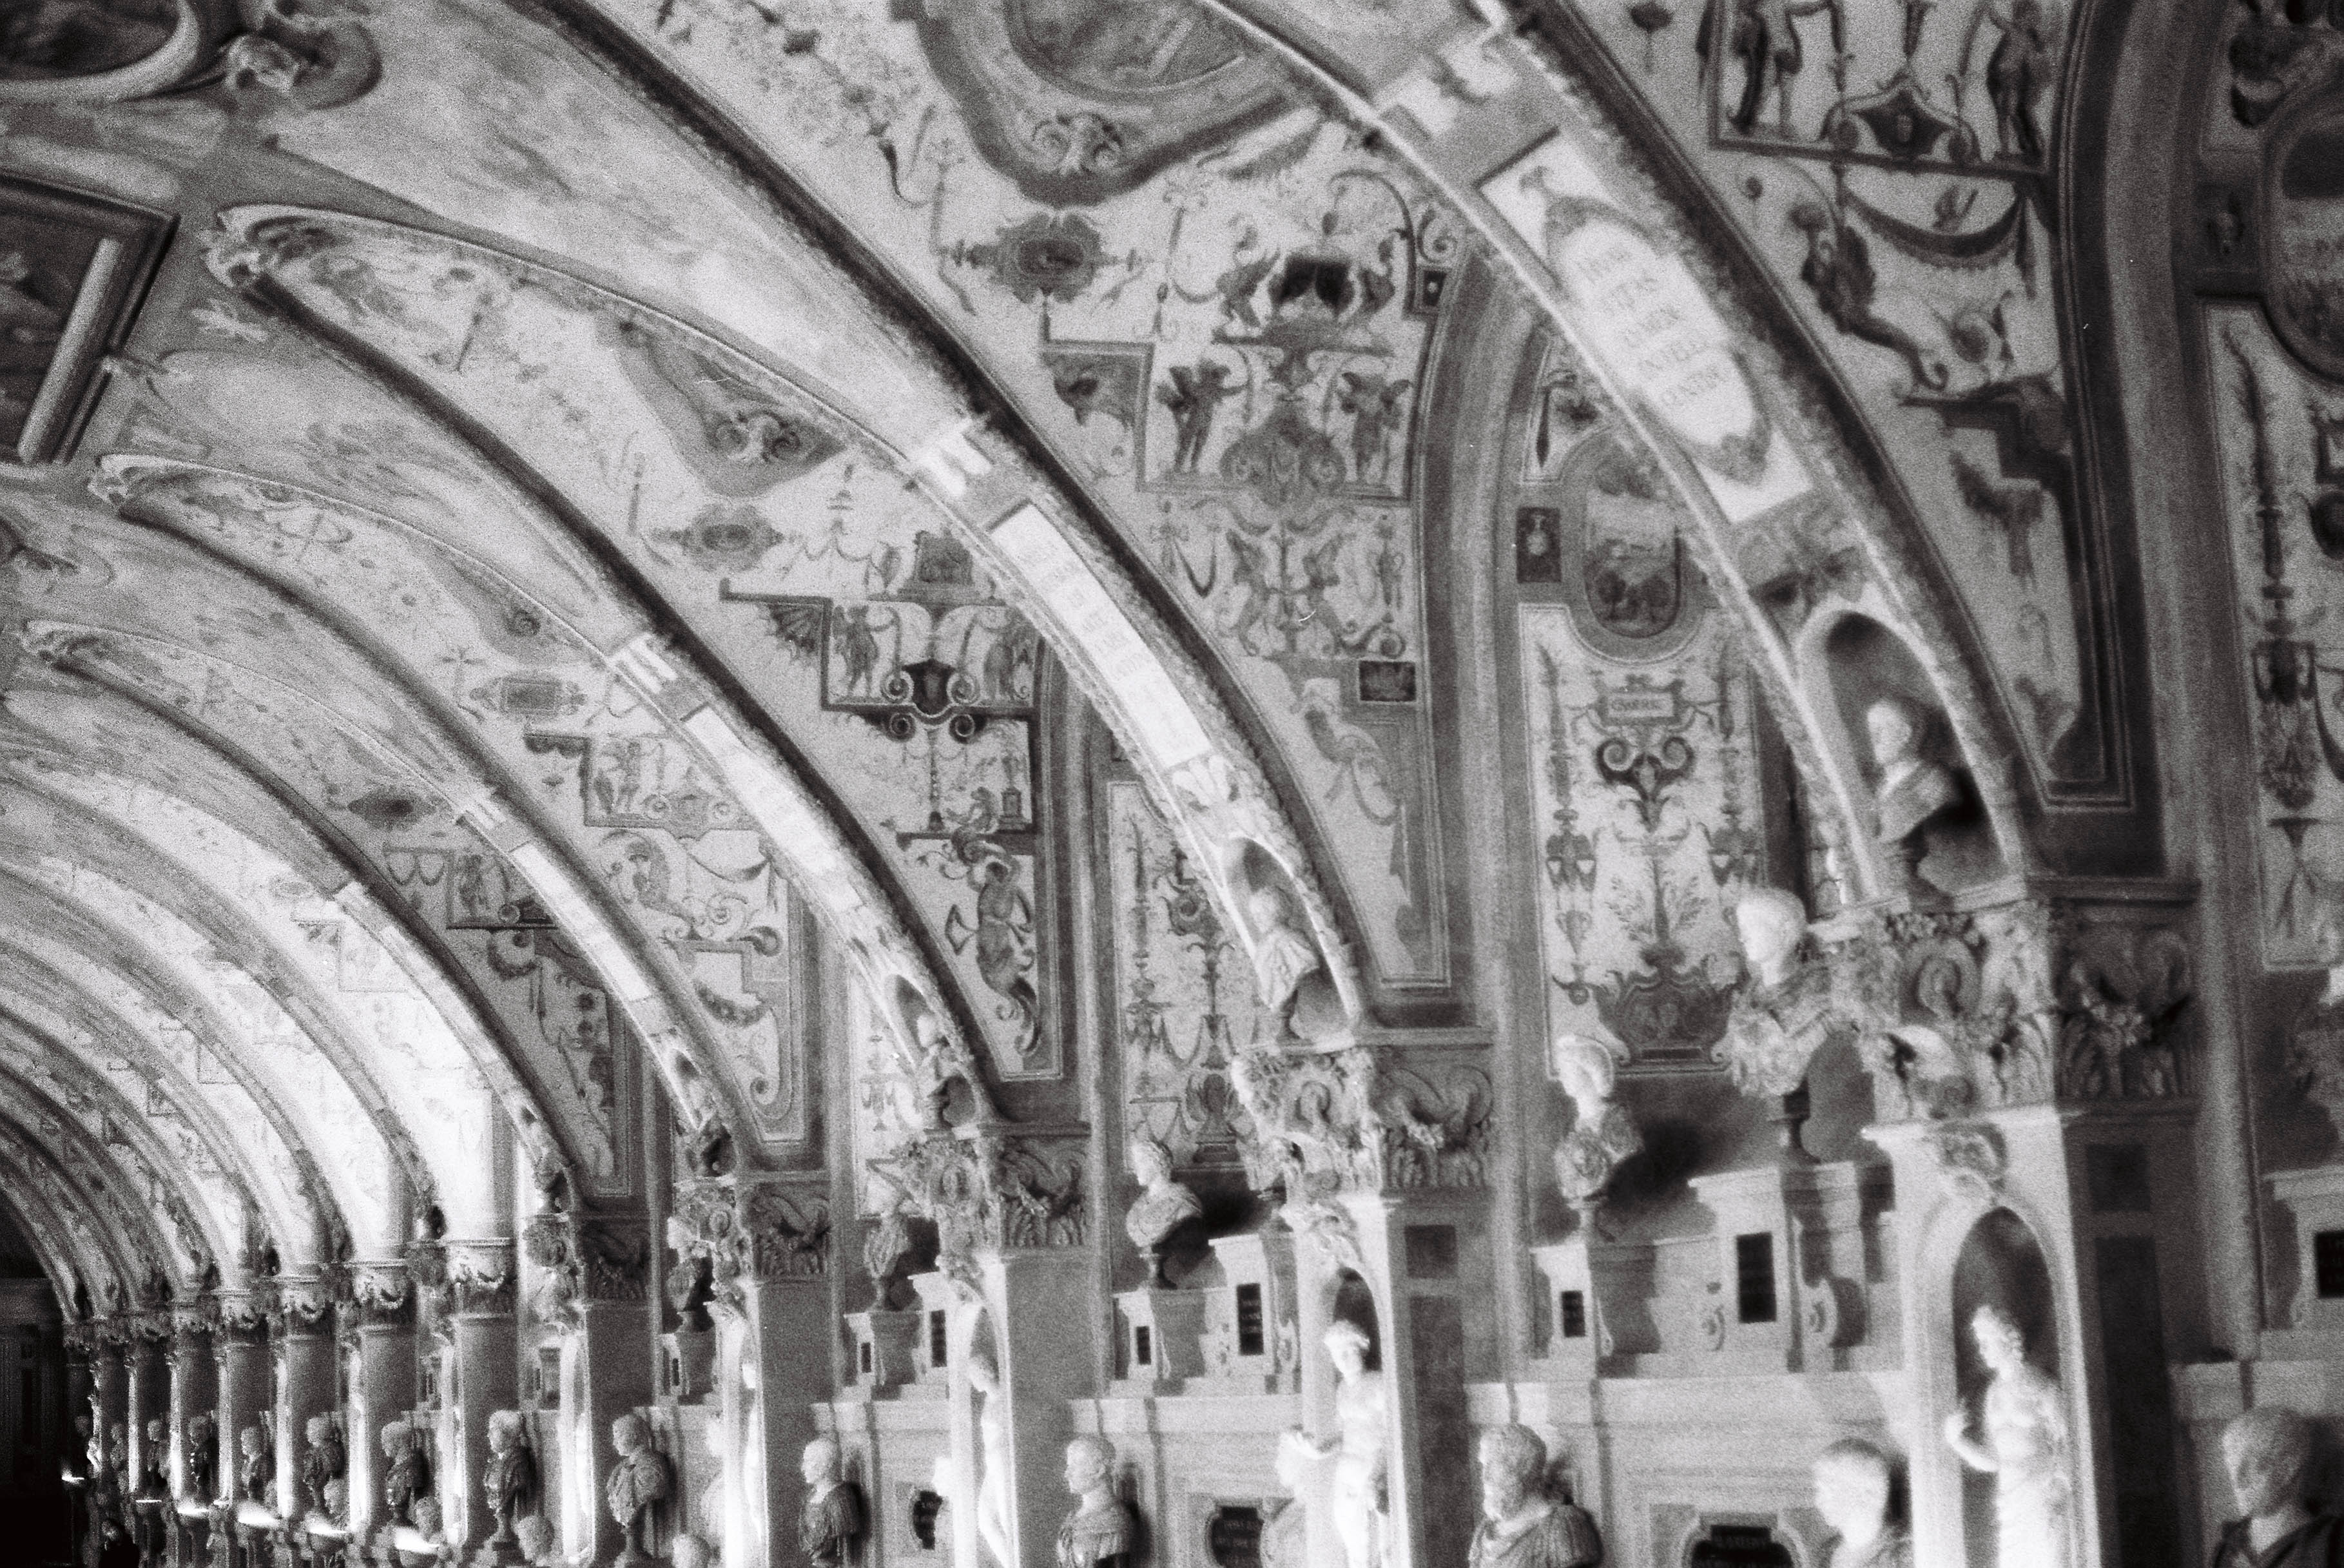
<box><xmin>346</xmin><ymin>1262</ymin><xmax>413</xmax><ymax>1331</ymax></box>
<box><xmin>525</xmin><ymin>1215</ymin><xmax>650</xmax><ymax>1331</ymax></box>
<box><xmin>213</xmin><ymin>1291</ymin><xmax>269</xmax><ymax>1344</ymax></box>
<box><xmin>269</xmin><ymin>1275</ymin><xmax>334</xmax><ymax>1338</ymax></box>
<box><xmin>866</xmin><ymin>1132</ymin><xmax>1085</xmax><ymax>1288</ymax></box>
<box><xmin>1820</xmin><ymin>886</ymin><xmax>2193</xmax><ymax>1120</ymax></box>
<box><xmin>441</xmin><ymin>1241</ymin><xmax>515</xmax><ymax>1319</ymax></box>
<box><xmin>1230</xmin><ymin>1044</ymin><xmax>1383</xmax><ymax>1197</ymax></box>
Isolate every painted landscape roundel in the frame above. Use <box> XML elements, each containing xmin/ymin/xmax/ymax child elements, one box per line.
<box><xmin>2266</xmin><ymin>83</ymin><xmax>2344</xmax><ymax>385</ymax></box>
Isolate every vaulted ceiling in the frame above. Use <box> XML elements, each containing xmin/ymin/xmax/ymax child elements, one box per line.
<box><xmin>0</xmin><ymin>0</ymin><xmax>2155</xmax><ymax>1312</ymax></box>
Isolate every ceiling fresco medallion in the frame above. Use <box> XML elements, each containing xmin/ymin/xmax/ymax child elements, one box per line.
<box><xmin>904</xmin><ymin>0</ymin><xmax>1292</xmax><ymax>204</ymax></box>
<box><xmin>2265</xmin><ymin>80</ymin><xmax>2344</xmax><ymax>384</ymax></box>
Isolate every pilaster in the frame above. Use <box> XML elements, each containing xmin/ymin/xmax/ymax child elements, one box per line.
<box><xmin>345</xmin><ymin>1258</ymin><xmax>416</xmax><ymax>1540</ymax></box>
<box><xmin>436</xmin><ymin>1238</ymin><xmax>518</xmax><ymax>1553</ymax></box>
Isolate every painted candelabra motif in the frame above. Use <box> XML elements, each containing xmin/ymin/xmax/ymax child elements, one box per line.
<box><xmin>1105</xmin><ymin>773</ymin><xmax>1268</xmax><ymax>1169</ymax></box>
<box><xmin>2211</xmin><ymin>313</ymin><xmax>2344</xmax><ymax>964</ymax></box>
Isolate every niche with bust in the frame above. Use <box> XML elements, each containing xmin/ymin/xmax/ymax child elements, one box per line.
<box><xmin>1226</xmin><ymin>843</ymin><xmax>1346</xmax><ymax>1047</ymax></box>
<box><xmin>1818</xmin><ymin>616</ymin><xmax>2001</xmax><ymax>898</ymax></box>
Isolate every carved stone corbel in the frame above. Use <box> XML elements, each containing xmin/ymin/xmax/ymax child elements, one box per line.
<box><xmin>268</xmin><ymin>1277</ymin><xmax>334</xmax><ymax>1339</ymax></box>
<box><xmin>346</xmin><ymin>1262</ymin><xmax>413</xmax><ymax>1332</ymax></box>
<box><xmin>864</xmin><ymin>1132</ymin><xmax>1085</xmax><ymax>1291</ymax></box>
<box><xmin>213</xmin><ymin>1291</ymin><xmax>268</xmax><ymax>1345</ymax></box>
<box><xmin>527</xmin><ymin>1215</ymin><xmax>651</xmax><ymax>1331</ymax></box>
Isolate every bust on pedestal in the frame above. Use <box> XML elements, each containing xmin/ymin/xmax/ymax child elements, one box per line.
<box><xmin>381</xmin><ymin>1418</ymin><xmax>431</xmax><ymax>1527</ymax></box>
<box><xmin>483</xmin><ymin>1409</ymin><xmax>538</xmax><ymax>1557</ymax></box>
<box><xmin>2212</xmin><ymin>1407</ymin><xmax>2344</xmax><ymax>1566</ymax></box>
<box><xmin>607</xmin><ymin>1414</ymin><xmax>670</xmax><ymax>1568</ymax></box>
<box><xmin>1465</xmin><ymin>1426</ymin><xmax>1602</xmax><ymax>1568</ymax></box>
<box><xmin>1865</xmin><ymin>695</ymin><xmax>1959</xmax><ymax>897</ymax></box>
<box><xmin>1054</xmin><ymin>1438</ymin><xmax>1137</xmax><ymax>1568</ymax></box>
<box><xmin>1812</xmin><ymin>1440</ymin><xmax>1910</xmax><ymax>1568</ymax></box>
<box><xmin>800</xmin><ymin>1437</ymin><xmax>866</xmax><ymax>1568</ymax></box>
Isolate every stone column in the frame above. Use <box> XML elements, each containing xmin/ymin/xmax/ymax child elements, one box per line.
<box><xmin>62</xmin><ymin>1324</ymin><xmax>94</xmax><ymax>1568</ymax></box>
<box><xmin>167</xmin><ymin>1306</ymin><xmax>215</xmax><ymax>1501</ymax></box>
<box><xmin>344</xmin><ymin>1260</ymin><xmax>416</xmax><ymax>1540</ymax></box>
<box><xmin>210</xmin><ymin>1292</ymin><xmax>270</xmax><ymax>1507</ymax></box>
<box><xmin>524</xmin><ymin>1212</ymin><xmax>654</xmax><ymax>1565</ymax></box>
<box><xmin>128</xmin><ymin>1318</ymin><xmax>170</xmax><ymax>1486</ymax></box>
<box><xmin>271</xmin><ymin>1276</ymin><xmax>336</xmax><ymax>1521</ymax></box>
<box><xmin>672</xmin><ymin>1176</ymin><xmax>831</xmax><ymax>1568</ymax></box>
<box><xmin>441</xmin><ymin>1239</ymin><xmax>519</xmax><ymax>1552</ymax></box>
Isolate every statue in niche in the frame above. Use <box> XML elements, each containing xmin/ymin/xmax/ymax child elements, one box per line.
<box><xmin>1248</xmin><ymin>884</ymin><xmax>1322</xmax><ymax>1039</ymax></box>
<box><xmin>1260</xmin><ymin>1430</ymin><xmax>1314</xmax><ymax>1568</ymax></box>
<box><xmin>1865</xmin><ymin>695</ymin><xmax>1959</xmax><ymax>895</ymax></box>
<box><xmin>485</xmin><ymin>1410</ymin><xmax>537</xmax><ymax>1547</ymax></box>
<box><xmin>1716</xmin><ymin>887</ymin><xmax>1848</xmax><ymax>1156</ymax></box>
<box><xmin>695</xmin><ymin>1417</ymin><xmax>730</xmax><ymax>1556</ymax></box>
<box><xmin>1123</xmin><ymin>1137</ymin><xmax>1203</xmax><ymax>1286</ymax></box>
<box><xmin>138</xmin><ymin>1418</ymin><xmax>168</xmax><ymax>1498</ymax></box>
<box><xmin>1294</xmin><ymin>1322</ymin><xmax>1388</xmax><ymax>1568</ymax></box>
<box><xmin>1812</xmin><ymin>1439</ymin><xmax>1911</xmax><ymax>1568</ymax></box>
<box><xmin>381</xmin><ymin>1419</ymin><xmax>430</xmax><ymax>1526</ymax></box>
<box><xmin>1940</xmin><ymin>1306</ymin><xmax>2071</xmax><ymax>1568</ymax></box>
<box><xmin>2213</xmin><ymin>1406</ymin><xmax>2341</xmax><ymax>1565</ymax></box>
<box><xmin>320</xmin><ymin>1479</ymin><xmax>347</xmax><ymax>1529</ymax></box>
<box><xmin>108</xmin><ymin>1422</ymin><xmax>131</xmax><ymax>1502</ymax></box>
<box><xmin>300</xmin><ymin>1414</ymin><xmax>343</xmax><ymax>1520</ymax></box>
<box><xmin>514</xmin><ymin>1516</ymin><xmax>557</xmax><ymax>1567</ymax></box>
<box><xmin>184</xmin><ymin>1414</ymin><xmax>215</xmax><ymax>1504</ymax></box>
<box><xmin>235</xmin><ymin>1424</ymin><xmax>270</xmax><ymax>1510</ymax></box>
<box><xmin>1055</xmin><ymin>1437</ymin><xmax>1137</xmax><ymax>1568</ymax></box>
<box><xmin>1550</xmin><ymin>1034</ymin><xmax>1642</xmax><ymax>1210</ymax></box>
<box><xmin>969</xmin><ymin>1351</ymin><xmax>1016</xmax><ymax>1568</ymax></box>
<box><xmin>68</xmin><ymin>1411</ymin><xmax>93</xmax><ymax>1481</ymax></box>
<box><xmin>800</xmin><ymin>1437</ymin><xmax>866</xmax><ymax>1568</ymax></box>
<box><xmin>1466</xmin><ymin>1426</ymin><xmax>1603</xmax><ymax>1568</ymax></box>
<box><xmin>607</xmin><ymin>1414</ymin><xmax>670</xmax><ymax>1568</ymax></box>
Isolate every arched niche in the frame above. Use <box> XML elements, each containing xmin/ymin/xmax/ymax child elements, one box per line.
<box><xmin>1803</xmin><ymin>612</ymin><xmax>2006</xmax><ymax>899</ymax></box>
<box><xmin>1225</xmin><ymin>842</ymin><xmax>1348</xmax><ymax>1047</ymax></box>
<box><xmin>1948</xmin><ymin>1207</ymin><xmax>2058</xmax><ymax>1565</ymax></box>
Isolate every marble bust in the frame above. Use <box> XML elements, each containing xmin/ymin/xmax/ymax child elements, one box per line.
<box><xmin>1466</xmin><ymin>1426</ymin><xmax>1603</xmax><ymax>1568</ymax></box>
<box><xmin>1054</xmin><ymin>1436</ymin><xmax>1137</xmax><ymax>1568</ymax></box>
<box><xmin>485</xmin><ymin>1409</ymin><xmax>536</xmax><ymax>1546</ymax></box>
<box><xmin>1260</xmin><ymin>1429</ymin><xmax>1314</xmax><ymax>1568</ymax></box>
<box><xmin>1551</xmin><ymin>1032</ymin><xmax>1642</xmax><ymax>1209</ymax></box>
<box><xmin>2213</xmin><ymin>1406</ymin><xmax>2343</xmax><ymax>1565</ymax></box>
<box><xmin>1247</xmin><ymin>884</ymin><xmax>1321</xmax><ymax>1033</ymax></box>
<box><xmin>381</xmin><ymin>1418</ymin><xmax>429</xmax><ymax>1525</ymax></box>
<box><xmin>608</xmin><ymin>1414</ymin><xmax>670</xmax><ymax>1567</ymax></box>
<box><xmin>237</xmin><ymin>1424</ymin><xmax>271</xmax><ymax>1509</ymax></box>
<box><xmin>185</xmin><ymin>1413</ymin><xmax>216</xmax><ymax>1504</ymax></box>
<box><xmin>800</xmin><ymin>1437</ymin><xmax>866</xmax><ymax>1568</ymax></box>
<box><xmin>1122</xmin><ymin>1136</ymin><xmax>1203</xmax><ymax>1284</ymax></box>
<box><xmin>1941</xmin><ymin>1306</ymin><xmax>2071</xmax><ymax>1568</ymax></box>
<box><xmin>1812</xmin><ymin>1439</ymin><xmax>1911</xmax><ymax>1568</ymax></box>
<box><xmin>514</xmin><ymin>1516</ymin><xmax>557</xmax><ymax>1566</ymax></box>
<box><xmin>1866</xmin><ymin>695</ymin><xmax>1958</xmax><ymax>888</ymax></box>
<box><xmin>1716</xmin><ymin>887</ymin><xmax>1848</xmax><ymax>1152</ymax></box>
<box><xmin>300</xmin><ymin>1413</ymin><xmax>342</xmax><ymax>1520</ymax></box>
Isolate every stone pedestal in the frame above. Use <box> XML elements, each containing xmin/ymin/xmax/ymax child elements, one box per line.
<box><xmin>1685</xmin><ymin>1159</ymin><xmax>1885</xmax><ymax>1374</ymax></box>
<box><xmin>842</xmin><ymin>1310</ymin><xmax>922</xmax><ymax>1397</ymax></box>
<box><xmin>2268</xmin><ymin>1165</ymin><xmax>2344</xmax><ymax>1348</ymax></box>
<box><xmin>1527</xmin><ymin>1238</ymin><xmax>1599</xmax><ymax>1379</ymax></box>
<box><xmin>1201</xmin><ymin>1231</ymin><xmax>1298</xmax><ymax>1392</ymax></box>
<box><xmin>1112</xmin><ymin>1288</ymin><xmax>1208</xmax><ymax>1387</ymax></box>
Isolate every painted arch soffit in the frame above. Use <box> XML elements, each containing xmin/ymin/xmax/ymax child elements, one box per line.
<box><xmin>0</xmin><ymin>1032</ymin><xmax>234</xmax><ymax>1290</ymax></box>
<box><xmin>0</xmin><ymin>1116</ymin><xmax>160</xmax><ymax>1306</ymax></box>
<box><xmin>198</xmin><ymin>201</ymin><xmax>1367</xmax><ymax>1040</ymax></box>
<box><xmin>2</xmin><ymin>664</ymin><xmax>623</xmax><ymax>1204</ymax></box>
<box><xmin>0</xmin><ymin>920</ymin><xmax>316</xmax><ymax>1273</ymax></box>
<box><xmin>0</xmin><ymin>1076</ymin><xmax>203</xmax><ymax>1292</ymax></box>
<box><xmin>570</xmin><ymin>0</ymin><xmax>2031</xmax><ymax>917</ymax></box>
<box><xmin>3</xmin><ymin>498</ymin><xmax>779</xmax><ymax>1174</ymax></box>
<box><xmin>0</xmin><ymin>1145</ymin><xmax>124</xmax><ymax>1315</ymax></box>
<box><xmin>0</xmin><ymin>750</ymin><xmax>510</xmax><ymax>1237</ymax></box>
<box><xmin>0</xmin><ymin>1028</ymin><xmax>245</xmax><ymax>1290</ymax></box>
<box><xmin>0</xmin><ymin>792</ymin><xmax>401</xmax><ymax>1256</ymax></box>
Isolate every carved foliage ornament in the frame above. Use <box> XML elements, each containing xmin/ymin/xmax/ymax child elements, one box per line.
<box><xmin>670</xmin><ymin>1178</ymin><xmax>832</xmax><ymax>1312</ymax></box>
<box><xmin>1821</xmin><ymin>898</ymin><xmax>2191</xmax><ymax>1121</ymax></box>
<box><xmin>868</xmin><ymin>1132</ymin><xmax>1083</xmax><ymax>1289</ymax></box>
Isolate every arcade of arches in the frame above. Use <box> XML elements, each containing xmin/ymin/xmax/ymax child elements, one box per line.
<box><xmin>0</xmin><ymin>1</ymin><xmax>2330</xmax><ymax>1565</ymax></box>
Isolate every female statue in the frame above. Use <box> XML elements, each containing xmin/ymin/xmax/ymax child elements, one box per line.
<box><xmin>1941</xmin><ymin>1306</ymin><xmax>2071</xmax><ymax>1568</ymax></box>
<box><xmin>1297</xmin><ymin>1321</ymin><xmax>1388</xmax><ymax>1568</ymax></box>
<box><xmin>970</xmin><ymin>1350</ymin><xmax>1016</xmax><ymax>1568</ymax></box>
